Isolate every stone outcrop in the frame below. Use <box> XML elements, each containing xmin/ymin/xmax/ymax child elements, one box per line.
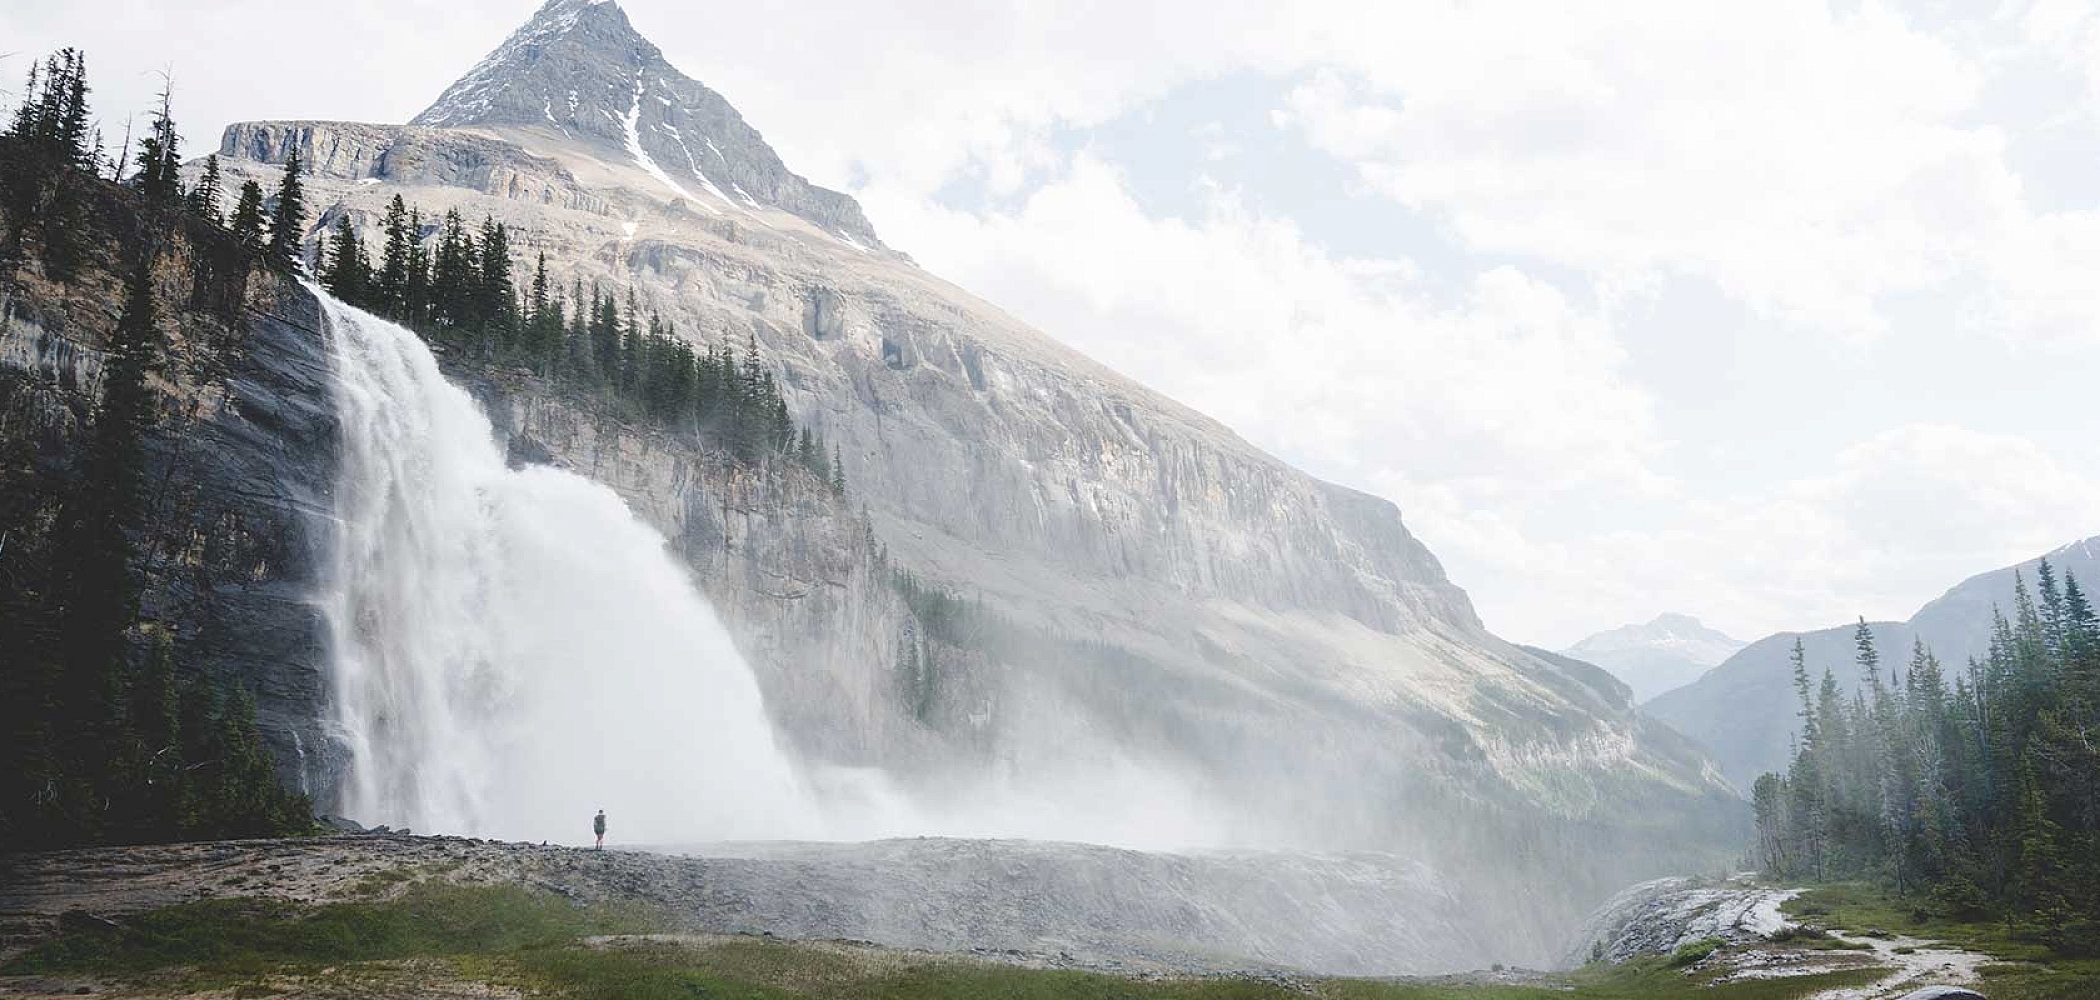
<box><xmin>1564</xmin><ymin>876</ymin><xmax>1797</xmax><ymax>966</ymax></box>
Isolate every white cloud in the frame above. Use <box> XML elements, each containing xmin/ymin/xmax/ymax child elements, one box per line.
<box><xmin>1278</xmin><ymin>5</ymin><xmax>2022</xmax><ymax>342</ymax></box>
<box><xmin>1403</xmin><ymin>424</ymin><xmax>2100</xmax><ymax>646</ymax></box>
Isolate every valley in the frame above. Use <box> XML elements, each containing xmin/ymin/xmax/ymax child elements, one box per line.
<box><xmin>4</xmin><ymin>1</ymin><xmax>2098</xmax><ymax>995</ymax></box>
<box><xmin>8</xmin><ymin>833</ymin><xmax>2057</xmax><ymax>999</ymax></box>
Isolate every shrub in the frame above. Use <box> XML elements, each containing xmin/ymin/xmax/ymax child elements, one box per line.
<box><xmin>1669</xmin><ymin>936</ymin><xmax>1725</xmax><ymax>967</ymax></box>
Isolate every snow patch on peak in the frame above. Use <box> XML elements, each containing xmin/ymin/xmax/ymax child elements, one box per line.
<box><xmin>619</xmin><ymin>75</ymin><xmax>715</xmax><ymax>213</ymax></box>
<box><xmin>657</xmin><ymin>123</ymin><xmax>736</xmax><ymax>209</ymax></box>
<box><xmin>1567</xmin><ymin>614</ymin><xmax>1744</xmax><ymax>665</ymax></box>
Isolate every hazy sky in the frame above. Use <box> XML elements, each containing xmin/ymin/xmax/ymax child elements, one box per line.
<box><xmin>11</xmin><ymin>0</ymin><xmax>2100</xmax><ymax>649</ymax></box>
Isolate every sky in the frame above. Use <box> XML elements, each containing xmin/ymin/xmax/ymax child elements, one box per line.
<box><xmin>10</xmin><ymin>0</ymin><xmax>2100</xmax><ymax>649</ymax></box>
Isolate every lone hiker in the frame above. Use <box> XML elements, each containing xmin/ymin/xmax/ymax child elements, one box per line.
<box><xmin>593</xmin><ymin>809</ymin><xmax>607</xmax><ymax>849</ymax></box>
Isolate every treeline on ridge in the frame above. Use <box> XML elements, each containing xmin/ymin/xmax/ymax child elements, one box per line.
<box><xmin>1751</xmin><ymin>559</ymin><xmax>2100</xmax><ymax>953</ymax></box>
<box><xmin>317</xmin><ymin>197</ymin><xmax>844</xmax><ymax>481</ymax></box>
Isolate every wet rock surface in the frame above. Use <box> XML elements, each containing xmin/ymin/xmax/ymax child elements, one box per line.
<box><xmin>0</xmin><ymin>835</ymin><xmax>1488</xmax><ymax>976</ymax></box>
<box><xmin>1569</xmin><ymin>876</ymin><xmax>1994</xmax><ymax>1000</ymax></box>
<box><xmin>1567</xmin><ymin>873</ymin><xmax>1799</xmax><ymax>965</ymax></box>
<box><xmin>0</xmin><ymin>220</ymin><xmax>342</xmax><ymax>798</ymax></box>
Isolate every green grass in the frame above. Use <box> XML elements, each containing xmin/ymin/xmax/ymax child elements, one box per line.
<box><xmin>492</xmin><ymin>940</ymin><xmax>1891</xmax><ymax>1000</ymax></box>
<box><xmin>3</xmin><ymin>883</ymin><xmax>651</xmax><ymax>979</ymax></box>
<box><xmin>1783</xmin><ymin>882</ymin><xmax>2100</xmax><ymax>1000</ymax></box>
<box><xmin>0</xmin><ymin>885</ymin><xmax>1896</xmax><ymax>1000</ymax></box>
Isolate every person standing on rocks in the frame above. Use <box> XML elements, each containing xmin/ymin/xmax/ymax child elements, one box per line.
<box><xmin>593</xmin><ymin>809</ymin><xmax>607</xmax><ymax>849</ymax></box>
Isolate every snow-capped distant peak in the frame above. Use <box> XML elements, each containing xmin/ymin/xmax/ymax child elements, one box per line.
<box><xmin>1568</xmin><ymin>614</ymin><xmax>1744</xmax><ymax>663</ymax></box>
<box><xmin>1562</xmin><ymin>614</ymin><xmax>1748</xmax><ymax>703</ymax></box>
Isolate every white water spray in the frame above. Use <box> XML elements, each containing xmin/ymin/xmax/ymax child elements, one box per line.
<box><xmin>315</xmin><ymin>291</ymin><xmax>816</xmax><ymax>844</ymax></box>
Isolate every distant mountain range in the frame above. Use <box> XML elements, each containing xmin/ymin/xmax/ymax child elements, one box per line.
<box><xmin>1560</xmin><ymin>614</ymin><xmax>1746</xmax><ymax>703</ymax></box>
<box><xmin>1645</xmin><ymin>536</ymin><xmax>2100</xmax><ymax>790</ymax></box>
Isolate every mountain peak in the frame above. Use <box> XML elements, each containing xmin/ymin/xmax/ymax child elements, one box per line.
<box><xmin>1569</xmin><ymin>613</ymin><xmax>1741</xmax><ymax>654</ymax></box>
<box><xmin>1643</xmin><ymin>612</ymin><xmax>1718</xmax><ymax>635</ymax></box>
<box><xmin>1562</xmin><ymin>613</ymin><xmax>1746</xmax><ymax>703</ymax></box>
<box><xmin>413</xmin><ymin>0</ymin><xmax>882</xmax><ymax>247</ymax></box>
<box><xmin>413</xmin><ymin>0</ymin><xmax>642</xmax><ymax>131</ymax></box>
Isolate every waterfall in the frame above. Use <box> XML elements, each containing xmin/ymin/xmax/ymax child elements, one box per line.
<box><xmin>314</xmin><ymin>291</ymin><xmax>816</xmax><ymax>844</ymax></box>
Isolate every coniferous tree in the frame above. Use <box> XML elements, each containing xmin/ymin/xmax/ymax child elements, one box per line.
<box><xmin>1750</xmin><ymin>556</ymin><xmax>2100</xmax><ymax>951</ymax></box>
<box><xmin>229</xmin><ymin>180</ymin><xmax>267</xmax><ymax>255</ymax></box>
<box><xmin>564</xmin><ymin>281</ymin><xmax>593</xmax><ymax>381</ymax></box>
<box><xmin>132</xmin><ymin>82</ymin><xmax>181</xmax><ymax>206</ymax></box>
<box><xmin>265</xmin><ymin>148</ymin><xmax>306</xmax><ymax>272</ymax></box>
<box><xmin>0</xmin><ymin>48</ymin><xmax>97</xmax><ymax>277</ymax></box>
<box><xmin>46</xmin><ymin>260</ymin><xmax>160</xmax><ymax>835</ymax></box>
<box><xmin>402</xmin><ymin>208</ymin><xmax>431</xmax><ymax>326</ymax></box>
<box><xmin>374</xmin><ymin>195</ymin><xmax>411</xmax><ymax>315</ymax></box>
<box><xmin>526</xmin><ymin>251</ymin><xmax>553</xmax><ymax>366</ymax></box>
<box><xmin>321</xmin><ymin>215</ymin><xmax>369</xmax><ymax>303</ymax></box>
<box><xmin>475</xmin><ymin>215</ymin><xmax>516</xmax><ymax>346</ymax></box>
<box><xmin>185</xmin><ymin>154</ymin><xmax>223</xmax><ymax>225</ymax></box>
<box><xmin>428</xmin><ymin>210</ymin><xmax>475</xmax><ymax>330</ymax></box>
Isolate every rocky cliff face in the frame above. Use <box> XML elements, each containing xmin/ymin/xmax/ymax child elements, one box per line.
<box><xmin>0</xmin><ymin>187</ymin><xmax>340</xmax><ymax>795</ymax></box>
<box><xmin>197</xmin><ymin>0</ymin><xmax>1745</xmax><ymax>957</ymax></box>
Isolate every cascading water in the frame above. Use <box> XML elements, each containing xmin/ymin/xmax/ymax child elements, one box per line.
<box><xmin>306</xmin><ymin>290</ymin><xmax>1504</xmax><ymax>970</ymax></box>
<box><xmin>315</xmin><ymin>290</ymin><xmax>816</xmax><ymax>843</ymax></box>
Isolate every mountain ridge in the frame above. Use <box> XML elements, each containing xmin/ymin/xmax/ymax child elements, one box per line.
<box><xmin>187</xmin><ymin>0</ymin><xmax>1745</xmax><ymax>961</ymax></box>
<box><xmin>1561</xmin><ymin>614</ymin><xmax>1745</xmax><ymax>703</ymax></box>
<box><xmin>1647</xmin><ymin>535</ymin><xmax>2100</xmax><ymax>788</ymax></box>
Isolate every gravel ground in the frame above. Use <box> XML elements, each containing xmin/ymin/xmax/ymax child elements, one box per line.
<box><xmin>0</xmin><ymin>834</ymin><xmax>1489</xmax><ymax>976</ymax></box>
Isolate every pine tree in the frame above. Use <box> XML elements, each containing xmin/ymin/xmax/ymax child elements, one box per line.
<box><xmin>375</xmin><ymin>195</ymin><xmax>411</xmax><ymax>315</ymax></box>
<box><xmin>566</xmin><ymin>281</ymin><xmax>594</xmax><ymax>382</ymax></box>
<box><xmin>48</xmin><ymin>259</ymin><xmax>162</xmax><ymax>832</ymax></box>
<box><xmin>132</xmin><ymin>81</ymin><xmax>181</xmax><ymax>206</ymax></box>
<box><xmin>526</xmin><ymin>251</ymin><xmax>553</xmax><ymax>365</ymax></box>
<box><xmin>265</xmin><ymin>148</ymin><xmax>306</xmax><ymax>272</ymax></box>
<box><xmin>402</xmin><ymin>209</ymin><xmax>431</xmax><ymax>326</ymax></box>
<box><xmin>229</xmin><ymin>180</ymin><xmax>267</xmax><ymax>255</ymax></box>
<box><xmin>429</xmin><ymin>210</ymin><xmax>475</xmax><ymax>330</ymax></box>
<box><xmin>591</xmin><ymin>287</ymin><xmax>621</xmax><ymax>382</ymax></box>
<box><xmin>475</xmin><ymin>216</ymin><xmax>516</xmax><ymax>347</ymax></box>
<box><xmin>186</xmin><ymin>154</ymin><xmax>223</xmax><ymax>225</ymax></box>
<box><xmin>57</xmin><ymin>51</ymin><xmax>93</xmax><ymax>170</ymax></box>
<box><xmin>322</xmin><ymin>215</ymin><xmax>369</xmax><ymax>303</ymax></box>
<box><xmin>2063</xmin><ymin>572</ymin><xmax>2097</xmax><ymax>670</ymax></box>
